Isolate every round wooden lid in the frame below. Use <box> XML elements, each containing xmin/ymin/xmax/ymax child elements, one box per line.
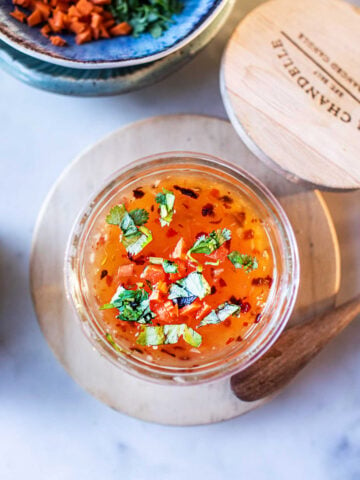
<box><xmin>221</xmin><ymin>0</ymin><xmax>360</xmax><ymax>190</ymax></box>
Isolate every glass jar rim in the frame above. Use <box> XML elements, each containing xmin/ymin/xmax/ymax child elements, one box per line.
<box><xmin>64</xmin><ymin>151</ymin><xmax>300</xmax><ymax>385</ymax></box>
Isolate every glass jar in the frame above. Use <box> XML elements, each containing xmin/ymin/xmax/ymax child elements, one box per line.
<box><xmin>65</xmin><ymin>152</ymin><xmax>299</xmax><ymax>384</ymax></box>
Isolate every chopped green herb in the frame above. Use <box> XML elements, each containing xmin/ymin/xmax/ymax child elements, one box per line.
<box><xmin>129</xmin><ymin>208</ymin><xmax>149</xmax><ymax>226</ymax></box>
<box><xmin>156</xmin><ymin>188</ymin><xmax>175</xmax><ymax>227</ymax></box>
<box><xmin>105</xmin><ymin>333</ymin><xmax>124</xmax><ymax>353</ymax></box>
<box><xmin>163</xmin><ymin>260</ymin><xmax>178</xmax><ymax>273</ymax></box>
<box><xmin>123</xmin><ymin>226</ymin><xmax>153</xmax><ymax>256</ymax></box>
<box><xmin>204</xmin><ymin>260</ymin><xmax>220</xmax><ymax>266</ymax></box>
<box><xmin>228</xmin><ymin>251</ymin><xmax>258</xmax><ymax>272</ymax></box>
<box><xmin>109</xmin><ymin>0</ymin><xmax>184</xmax><ymax>39</ymax></box>
<box><xmin>169</xmin><ymin>271</ymin><xmax>211</xmax><ymax>308</ymax></box>
<box><xmin>101</xmin><ymin>285</ymin><xmax>155</xmax><ymax>324</ymax></box>
<box><xmin>187</xmin><ymin>229</ymin><xmax>231</xmax><ymax>260</ymax></box>
<box><xmin>106</xmin><ymin>204</ymin><xmax>152</xmax><ymax>255</ymax></box>
<box><xmin>149</xmin><ymin>257</ymin><xmax>179</xmax><ymax>273</ymax></box>
<box><xmin>137</xmin><ymin>324</ymin><xmax>202</xmax><ymax>347</ymax></box>
<box><xmin>199</xmin><ymin>303</ymin><xmax>240</xmax><ymax>327</ymax></box>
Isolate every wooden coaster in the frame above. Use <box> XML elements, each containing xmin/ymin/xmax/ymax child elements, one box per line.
<box><xmin>30</xmin><ymin>115</ymin><xmax>340</xmax><ymax>425</ymax></box>
<box><xmin>221</xmin><ymin>0</ymin><xmax>360</xmax><ymax>190</ymax></box>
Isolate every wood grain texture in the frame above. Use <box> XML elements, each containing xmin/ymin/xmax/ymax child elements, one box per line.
<box><xmin>30</xmin><ymin>115</ymin><xmax>339</xmax><ymax>425</ymax></box>
<box><xmin>221</xmin><ymin>0</ymin><xmax>360</xmax><ymax>190</ymax></box>
<box><xmin>231</xmin><ymin>295</ymin><xmax>360</xmax><ymax>401</ymax></box>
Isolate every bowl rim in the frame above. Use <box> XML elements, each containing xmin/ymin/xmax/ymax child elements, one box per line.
<box><xmin>64</xmin><ymin>151</ymin><xmax>300</xmax><ymax>385</ymax></box>
<box><xmin>0</xmin><ymin>0</ymin><xmax>229</xmax><ymax>69</ymax></box>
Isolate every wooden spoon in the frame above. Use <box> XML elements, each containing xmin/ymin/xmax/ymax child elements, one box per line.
<box><xmin>231</xmin><ymin>295</ymin><xmax>360</xmax><ymax>402</ymax></box>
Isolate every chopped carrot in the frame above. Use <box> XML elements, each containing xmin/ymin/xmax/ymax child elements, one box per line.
<box><xmin>10</xmin><ymin>8</ymin><xmax>27</xmax><ymax>22</ymax></box>
<box><xmin>76</xmin><ymin>0</ymin><xmax>93</xmax><ymax>16</ymax></box>
<box><xmin>9</xmin><ymin>0</ymin><xmax>134</xmax><ymax>46</ymax></box>
<box><xmin>13</xmin><ymin>0</ymin><xmax>32</xmax><ymax>8</ymax></box>
<box><xmin>27</xmin><ymin>8</ymin><xmax>42</xmax><ymax>26</ymax></box>
<box><xmin>50</xmin><ymin>35</ymin><xmax>67</xmax><ymax>46</ymax></box>
<box><xmin>75</xmin><ymin>28</ymin><xmax>92</xmax><ymax>44</ymax></box>
<box><xmin>35</xmin><ymin>1</ymin><xmax>51</xmax><ymax>19</ymax></box>
<box><xmin>69</xmin><ymin>20</ymin><xmax>86</xmax><ymax>34</ymax></box>
<box><xmin>110</xmin><ymin>22</ymin><xmax>132</xmax><ymax>36</ymax></box>
<box><xmin>40</xmin><ymin>24</ymin><xmax>51</xmax><ymax>36</ymax></box>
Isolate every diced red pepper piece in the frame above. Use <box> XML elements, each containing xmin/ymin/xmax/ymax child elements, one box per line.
<box><xmin>140</xmin><ymin>265</ymin><xmax>166</xmax><ymax>284</ymax></box>
<box><xmin>179</xmin><ymin>300</ymin><xmax>202</xmax><ymax>318</ymax></box>
<box><xmin>207</xmin><ymin>244</ymin><xmax>229</xmax><ymax>261</ymax></box>
<box><xmin>195</xmin><ymin>302</ymin><xmax>212</xmax><ymax>321</ymax></box>
<box><xmin>117</xmin><ymin>264</ymin><xmax>134</xmax><ymax>277</ymax></box>
<box><xmin>152</xmin><ymin>301</ymin><xmax>178</xmax><ymax>325</ymax></box>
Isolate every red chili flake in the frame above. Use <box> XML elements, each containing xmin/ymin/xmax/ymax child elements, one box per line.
<box><xmin>174</xmin><ymin>185</ymin><xmax>199</xmax><ymax>199</ymax></box>
<box><xmin>220</xmin><ymin>195</ymin><xmax>233</xmax><ymax>204</ymax></box>
<box><xmin>167</xmin><ymin>228</ymin><xmax>178</xmax><ymax>238</ymax></box>
<box><xmin>211</xmin><ymin>286</ymin><xmax>217</xmax><ymax>295</ymax></box>
<box><xmin>226</xmin><ymin>337</ymin><xmax>235</xmax><ymax>345</ymax></box>
<box><xmin>255</xmin><ymin>313</ymin><xmax>262</xmax><ymax>323</ymax></box>
<box><xmin>130</xmin><ymin>255</ymin><xmax>147</xmax><ymax>265</ymax></box>
<box><xmin>182</xmin><ymin>203</ymin><xmax>190</xmax><ymax>209</ymax></box>
<box><xmin>223</xmin><ymin>318</ymin><xmax>232</xmax><ymax>327</ymax></box>
<box><xmin>174</xmin><ymin>345</ymin><xmax>185</xmax><ymax>351</ymax></box>
<box><xmin>210</xmin><ymin>219</ymin><xmax>222</xmax><ymax>225</ymax></box>
<box><xmin>151</xmin><ymin>205</ymin><xmax>155</xmax><ymax>212</ymax></box>
<box><xmin>106</xmin><ymin>275</ymin><xmax>113</xmax><ymax>286</ymax></box>
<box><xmin>243</xmin><ymin>322</ymin><xmax>249</xmax><ymax>327</ymax></box>
<box><xmin>219</xmin><ymin>278</ymin><xmax>227</xmax><ymax>287</ymax></box>
<box><xmin>230</xmin><ymin>296</ymin><xmax>251</xmax><ymax>313</ymax></box>
<box><xmin>178</xmin><ymin>223</ymin><xmax>184</xmax><ymax>228</ymax></box>
<box><xmin>133</xmin><ymin>188</ymin><xmax>144</xmax><ymax>199</ymax></box>
<box><xmin>201</xmin><ymin>203</ymin><xmax>215</xmax><ymax>217</ymax></box>
<box><xmin>243</xmin><ymin>229</ymin><xmax>254</xmax><ymax>240</ymax></box>
<box><xmin>196</xmin><ymin>231</ymin><xmax>207</xmax><ymax>239</ymax></box>
<box><xmin>251</xmin><ymin>218</ymin><xmax>258</xmax><ymax>223</ymax></box>
<box><xmin>236</xmin><ymin>335</ymin><xmax>243</xmax><ymax>342</ymax></box>
<box><xmin>210</xmin><ymin>188</ymin><xmax>220</xmax><ymax>198</ymax></box>
<box><xmin>100</xmin><ymin>269</ymin><xmax>108</xmax><ymax>279</ymax></box>
<box><xmin>252</xmin><ymin>276</ymin><xmax>273</xmax><ymax>287</ymax></box>
<box><xmin>234</xmin><ymin>212</ymin><xmax>246</xmax><ymax>227</ymax></box>
<box><xmin>241</xmin><ymin>302</ymin><xmax>251</xmax><ymax>313</ymax></box>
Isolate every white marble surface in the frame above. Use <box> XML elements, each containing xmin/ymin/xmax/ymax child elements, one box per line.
<box><xmin>1</xmin><ymin>0</ymin><xmax>360</xmax><ymax>478</ymax></box>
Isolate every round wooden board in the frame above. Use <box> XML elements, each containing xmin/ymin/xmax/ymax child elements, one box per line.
<box><xmin>30</xmin><ymin>115</ymin><xmax>340</xmax><ymax>425</ymax></box>
<box><xmin>221</xmin><ymin>0</ymin><xmax>360</xmax><ymax>190</ymax></box>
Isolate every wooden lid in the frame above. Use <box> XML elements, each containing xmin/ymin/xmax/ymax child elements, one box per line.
<box><xmin>221</xmin><ymin>0</ymin><xmax>360</xmax><ymax>190</ymax></box>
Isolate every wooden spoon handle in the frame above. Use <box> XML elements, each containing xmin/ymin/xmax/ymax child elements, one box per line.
<box><xmin>231</xmin><ymin>295</ymin><xmax>360</xmax><ymax>402</ymax></box>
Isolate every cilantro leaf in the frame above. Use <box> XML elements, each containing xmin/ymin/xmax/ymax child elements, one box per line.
<box><xmin>169</xmin><ymin>271</ymin><xmax>211</xmax><ymax>308</ymax></box>
<box><xmin>123</xmin><ymin>226</ymin><xmax>152</xmax><ymax>256</ymax></box>
<box><xmin>163</xmin><ymin>260</ymin><xmax>178</xmax><ymax>274</ymax></box>
<box><xmin>187</xmin><ymin>229</ymin><xmax>231</xmax><ymax>258</ymax></box>
<box><xmin>129</xmin><ymin>208</ymin><xmax>149</xmax><ymax>226</ymax></box>
<box><xmin>199</xmin><ymin>303</ymin><xmax>240</xmax><ymax>327</ymax></box>
<box><xmin>109</xmin><ymin>0</ymin><xmax>184</xmax><ymax>39</ymax></box>
<box><xmin>102</xmin><ymin>285</ymin><xmax>155</xmax><ymax>324</ymax></box>
<box><xmin>228</xmin><ymin>251</ymin><xmax>258</xmax><ymax>272</ymax></box>
<box><xmin>106</xmin><ymin>204</ymin><xmax>152</xmax><ymax>255</ymax></box>
<box><xmin>137</xmin><ymin>324</ymin><xmax>202</xmax><ymax>347</ymax></box>
<box><xmin>155</xmin><ymin>188</ymin><xmax>175</xmax><ymax>227</ymax></box>
<box><xmin>149</xmin><ymin>257</ymin><xmax>178</xmax><ymax>273</ymax></box>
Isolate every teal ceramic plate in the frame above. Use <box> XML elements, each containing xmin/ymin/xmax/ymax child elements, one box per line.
<box><xmin>0</xmin><ymin>0</ymin><xmax>233</xmax><ymax>95</ymax></box>
<box><xmin>0</xmin><ymin>0</ymin><xmax>228</xmax><ymax>68</ymax></box>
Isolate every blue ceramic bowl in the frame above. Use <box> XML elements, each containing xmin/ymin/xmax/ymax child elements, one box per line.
<box><xmin>0</xmin><ymin>0</ymin><xmax>227</xmax><ymax>68</ymax></box>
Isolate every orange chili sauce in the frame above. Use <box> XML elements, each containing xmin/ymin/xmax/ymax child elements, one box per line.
<box><xmin>84</xmin><ymin>172</ymin><xmax>274</xmax><ymax>368</ymax></box>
